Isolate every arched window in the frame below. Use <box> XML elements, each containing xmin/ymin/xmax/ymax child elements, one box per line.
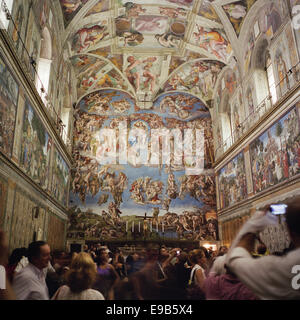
<box><xmin>266</xmin><ymin>52</ymin><xmax>277</xmax><ymax>105</ymax></box>
<box><xmin>249</xmin><ymin>39</ymin><xmax>272</xmax><ymax>119</ymax></box>
<box><xmin>219</xmin><ymin>93</ymin><xmax>232</xmax><ymax>151</ymax></box>
<box><xmin>61</xmin><ymin>107</ymin><xmax>70</xmax><ymax>143</ymax></box>
<box><xmin>220</xmin><ymin>113</ymin><xmax>232</xmax><ymax>151</ymax></box>
<box><xmin>36</xmin><ymin>27</ymin><xmax>52</xmax><ymax>105</ymax></box>
<box><xmin>0</xmin><ymin>0</ymin><xmax>14</xmax><ymax>29</ymax></box>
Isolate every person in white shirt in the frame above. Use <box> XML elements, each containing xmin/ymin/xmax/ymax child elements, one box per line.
<box><xmin>225</xmin><ymin>202</ymin><xmax>300</xmax><ymax>300</ymax></box>
<box><xmin>186</xmin><ymin>248</ymin><xmax>207</xmax><ymax>300</ymax></box>
<box><xmin>188</xmin><ymin>248</ymin><xmax>207</xmax><ymax>289</ymax></box>
<box><xmin>12</xmin><ymin>241</ymin><xmax>51</xmax><ymax>300</ymax></box>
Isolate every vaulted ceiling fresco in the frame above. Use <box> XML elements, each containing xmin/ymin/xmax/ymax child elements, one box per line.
<box><xmin>59</xmin><ymin>0</ymin><xmax>253</xmax><ymax>108</ymax></box>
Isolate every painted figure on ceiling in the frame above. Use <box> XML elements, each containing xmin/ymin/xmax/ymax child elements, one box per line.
<box><xmin>125</xmin><ymin>56</ymin><xmax>157</xmax><ymax>93</ymax></box>
<box><xmin>73</xmin><ymin>25</ymin><xmax>108</xmax><ymax>53</ymax></box>
<box><xmin>199</xmin><ymin>0</ymin><xmax>221</xmax><ymax>22</ymax></box>
<box><xmin>136</xmin><ymin>16</ymin><xmax>168</xmax><ymax>33</ymax></box>
<box><xmin>60</xmin><ymin>0</ymin><xmax>84</xmax><ymax>14</ymax></box>
<box><xmin>275</xmin><ymin>51</ymin><xmax>290</xmax><ymax>97</ymax></box>
<box><xmin>159</xmin><ymin>7</ymin><xmax>186</xmax><ymax>18</ymax></box>
<box><xmin>119</xmin><ymin>31</ymin><xmax>144</xmax><ymax>46</ymax></box>
<box><xmin>155</xmin><ymin>33</ymin><xmax>180</xmax><ymax>48</ymax></box>
<box><xmin>12</xmin><ymin>5</ymin><xmax>23</xmax><ymax>44</ymax></box>
<box><xmin>193</xmin><ymin>25</ymin><xmax>229</xmax><ymax>61</ymax></box>
<box><xmin>124</xmin><ymin>2</ymin><xmax>146</xmax><ymax>18</ymax></box>
<box><xmin>223</xmin><ymin>2</ymin><xmax>247</xmax><ymax>32</ymax></box>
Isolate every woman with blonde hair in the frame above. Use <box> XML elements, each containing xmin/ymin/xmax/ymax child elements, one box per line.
<box><xmin>51</xmin><ymin>252</ymin><xmax>104</xmax><ymax>300</ymax></box>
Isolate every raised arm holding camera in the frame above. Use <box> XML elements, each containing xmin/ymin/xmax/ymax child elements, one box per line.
<box><xmin>225</xmin><ymin>202</ymin><xmax>300</xmax><ymax>299</ymax></box>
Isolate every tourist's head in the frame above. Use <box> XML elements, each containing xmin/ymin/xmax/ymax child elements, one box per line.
<box><xmin>65</xmin><ymin>252</ymin><xmax>97</xmax><ymax>293</ymax></box>
<box><xmin>159</xmin><ymin>246</ymin><xmax>169</xmax><ymax>257</ymax></box>
<box><xmin>132</xmin><ymin>252</ymin><xmax>139</xmax><ymax>261</ymax></box>
<box><xmin>188</xmin><ymin>248</ymin><xmax>207</xmax><ymax>267</ymax></box>
<box><xmin>27</xmin><ymin>241</ymin><xmax>51</xmax><ymax>269</ymax></box>
<box><xmin>177</xmin><ymin>251</ymin><xmax>188</xmax><ymax>264</ymax></box>
<box><xmin>95</xmin><ymin>248</ymin><xmax>109</xmax><ymax>265</ymax></box>
<box><xmin>218</xmin><ymin>246</ymin><xmax>228</xmax><ymax>256</ymax></box>
<box><xmin>8</xmin><ymin>247</ymin><xmax>27</xmax><ymax>266</ymax></box>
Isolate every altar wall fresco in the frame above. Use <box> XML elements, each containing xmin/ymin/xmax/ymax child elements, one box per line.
<box><xmin>69</xmin><ymin>89</ymin><xmax>218</xmax><ymax>242</ymax></box>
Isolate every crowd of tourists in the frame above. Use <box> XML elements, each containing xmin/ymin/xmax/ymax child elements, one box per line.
<box><xmin>0</xmin><ymin>202</ymin><xmax>300</xmax><ymax>300</ymax></box>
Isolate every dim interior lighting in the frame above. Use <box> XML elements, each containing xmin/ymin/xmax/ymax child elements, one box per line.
<box><xmin>202</xmin><ymin>243</ymin><xmax>217</xmax><ymax>251</ymax></box>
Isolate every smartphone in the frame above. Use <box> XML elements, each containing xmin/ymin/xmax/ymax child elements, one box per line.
<box><xmin>176</xmin><ymin>250</ymin><xmax>180</xmax><ymax>255</ymax></box>
<box><xmin>270</xmin><ymin>204</ymin><xmax>287</xmax><ymax>215</ymax></box>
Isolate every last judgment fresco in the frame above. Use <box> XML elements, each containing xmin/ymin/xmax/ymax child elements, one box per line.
<box><xmin>69</xmin><ymin>89</ymin><xmax>218</xmax><ymax>242</ymax></box>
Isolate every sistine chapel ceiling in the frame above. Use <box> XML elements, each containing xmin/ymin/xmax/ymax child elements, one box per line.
<box><xmin>58</xmin><ymin>0</ymin><xmax>262</xmax><ymax>110</ymax></box>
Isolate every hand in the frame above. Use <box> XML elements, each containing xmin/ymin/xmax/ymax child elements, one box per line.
<box><xmin>170</xmin><ymin>248</ymin><xmax>180</xmax><ymax>256</ymax></box>
<box><xmin>228</xmin><ymin>210</ymin><xmax>277</xmax><ymax>252</ymax></box>
<box><xmin>237</xmin><ymin>210</ymin><xmax>277</xmax><ymax>237</ymax></box>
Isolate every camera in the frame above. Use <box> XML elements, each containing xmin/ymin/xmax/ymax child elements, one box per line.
<box><xmin>269</xmin><ymin>204</ymin><xmax>287</xmax><ymax>215</ymax></box>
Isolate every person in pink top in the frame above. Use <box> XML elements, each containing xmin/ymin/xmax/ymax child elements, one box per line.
<box><xmin>204</xmin><ymin>255</ymin><xmax>258</xmax><ymax>300</ymax></box>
